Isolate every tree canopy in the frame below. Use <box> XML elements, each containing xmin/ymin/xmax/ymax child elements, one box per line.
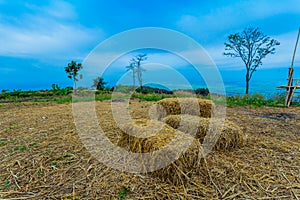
<box><xmin>224</xmin><ymin>27</ymin><xmax>280</xmax><ymax>94</ymax></box>
<box><xmin>92</xmin><ymin>77</ymin><xmax>107</xmax><ymax>90</ymax></box>
<box><xmin>64</xmin><ymin>61</ymin><xmax>83</xmax><ymax>91</ymax></box>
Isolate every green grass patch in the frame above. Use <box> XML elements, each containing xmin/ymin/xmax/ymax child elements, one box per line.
<box><xmin>14</xmin><ymin>145</ymin><xmax>27</xmax><ymax>152</ymax></box>
<box><xmin>34</xmin><ymin>96</ymin><xmax>72</xmax><ymax>104</ymax></box>
<box><xmin>95</xmin><ymin>94</ymin><xmax>112</xmax><ymax>101</ymax></box>
<box><xmin>38</xmin><ymin>169</ymin><xmax>44</xmax><ymax>177</ymax></box>
<box><xmin>4</xmin><ymin>180</ymin><xmax>12</xmax><ymax>189</ymax></box>
<box><xmin>39</xmin><ymin>94</ymin><xmax>113</xmax><ymax>103</ymax></box>
<box><xmin>53</xmin><ymin>97</ymin><xmax>72</xmax><ymax>103</ymax></box>
<box><xmin>0</xmin><ymin>139</ymin><xmax>17</xmax><ymax>148</ymax></box>
<box><xmin>131</xmin><ymin>93</ymin><xmax>173</xmax><ymax>101</ymax></box>
<box><xmin>50</xmin><ymin>162</ymin><xmax>60</xmax><ymax>168</ymax></box>
<box><xmin>226</xmin><ymin>93</ymin><xmax>286</xmax><ymax>107</ymax></box>
<box><xmin>29</xmin><ymin>143</ymin><xmax>38</xmax><ymax>148</ymax></box>
<box><xmin>118</xmin><ymin>186</ymin><xmax>130</xmax><ymax>199</ymax></box>
<box><xmin>0</xmin><ymin>140</ymin><xmax>8</xmax><ymax>147</ymax></box>
<box><xmin>5</xmin><ymin>125</ymin><xmax>20</xmax><ymax>131</ymax></box>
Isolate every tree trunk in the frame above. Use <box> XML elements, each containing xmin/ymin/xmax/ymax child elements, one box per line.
<box><xmin>245</xmin><ymin>71</ymin><xmax>250</xmax><ymax>95</ymax></box>
<box><xmin>245</xmin><ymin>79</ymin><xmax>249</xmax><ymax>95</ymax></box>
<box><xmin>137</xmin><ymin>64</ymin><xmax>143</xmax><ymax>91</ymax></box>
<box><xmin>74</xmin><ymin>77</ymin><xmax>76</xmax><ymax>93</ymax></box>
<box><xmin>133</xmin><ymin>70</ymin><xmax>135</xmax><ymax>88</ymax></box>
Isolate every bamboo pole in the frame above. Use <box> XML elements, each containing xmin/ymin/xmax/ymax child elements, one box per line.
<box><xmin>291</xmin><ymin>28</ymin><xmax>300</xmax><ymax>69</ymax></box>
<box><xmin>287</xmin><ymin>28</ymin><xmax>300</xmax><ymax>86</ymax></box>
<box><xmin>285</xmin><ymin>28</ymin><xmax>300</xmax><ymax>106</ymax></box>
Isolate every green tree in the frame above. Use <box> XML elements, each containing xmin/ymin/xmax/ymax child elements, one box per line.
<box><xmin>65</xmin><ymin>61</ymin><xmax>83</xmax><ymax>92</ymax></box>
<box><xmin>224</xmin><ymin>27</ymin><xmax>280</xmax><ymax>95</ymax></box>
<box><xmin>92</xmin><ymin>77</ymin><xmax>107</xmax><ymax>90</ymax></box>
<box><xmin>130</xmin><ymin>54</ymin><xmax>147</xmax><ymax>90</ymax></box>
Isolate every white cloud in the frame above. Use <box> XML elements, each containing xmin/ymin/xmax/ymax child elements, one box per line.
<box><xmin>176</xmin><ymin>0</ymin><xmax>300</xmax><ymax>71</ymax></box>
<box><xmin>243</xmin><ymin>0</ymin><xmax>300</xmax><ymax>18</ymax></box>
<box><xmin>263</xmin><ymin>31</ymin><xmax>300</xmax><ymax>67</ymax></box>
<box><xmin>0</xmin><ymin>21</ymin><xmax>103</xmax><ymax>58</ymax></box>
<box><xmin>0</xmin><ymin>1</ymin><xmax>104</xmax><ymax>59</ymax></box>
<box><xmin>83</xmin><ymin>51</ymin><xmax>192</xmax><ymax>75</ymax></box>
<box><xmin>204</xmin><ymin>30</ymin><xmax>300</xmax><ymax>70</ymax></box>
<box><xmin>177</xmin><ymin>0</ymin><xmax>300</xmax><ymax>38</ymax></box>
<box><xmin>42</xmin><ymin>1</ymin><xmax>77</xmax><ymax>20</ymax></box>
<box><xmin>84</xmin><ymin>27</ymin><xmax>300</xmax><ymax>75</ymax></box>
<box><xmin>25</xmin><ymin>0</ymin><xmax>77</xmax><ymax>20</ymax></box>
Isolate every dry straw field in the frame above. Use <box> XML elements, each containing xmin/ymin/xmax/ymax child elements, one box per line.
<box><xmin>0</xmin><ymin>99</ymin><xmax>300</xmax><ymax>199</ymax></box>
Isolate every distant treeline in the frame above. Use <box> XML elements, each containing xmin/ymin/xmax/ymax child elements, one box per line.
<box><xmin>0</xmin><ymin>84</ymin><xmax>210</xmax><ymax>100</ymax></box>
<box><xmin>0</xmin><ymin>84</ymin><xmax>73</xmax><ymax>99</ymax></box>
<box><xmin>137</xmin><ymin>86</ymin><xmax>209</xmax><ymax>96</ymax></box>
<box><xmin>112</xmin><ymin>85</ymin><xmax>209</xmax><ymax>96</ymax></box>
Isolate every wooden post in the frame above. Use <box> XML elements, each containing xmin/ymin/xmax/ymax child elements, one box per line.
<box><xmin>286</xmin><ymin>80</ymin><xmax>299</xmax><ymax>107</ymax></box>
<box><xmin>285</xmin><ymin>28</ymin><xmax>300</xmax><ymax>107</ymax></box>
<box><xmin>291</xmin><ymin>28</ymin><xmax>300</xmax><ymax>70</ymax></box>
<box><xmin>287</xmin><ymin>67</ymin><xmax>294</xmax><ymax>87</ymax></box>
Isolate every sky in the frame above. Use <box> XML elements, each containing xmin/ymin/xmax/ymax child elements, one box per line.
<box><xmin>0</xmin><ymin>0</ymin><xmax>300</xmax><ymax>93</ymax></box>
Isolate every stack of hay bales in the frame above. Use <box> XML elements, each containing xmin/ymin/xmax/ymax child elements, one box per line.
<box><xmin>154</xmin><ymin>98</ymin><xmax>245</xmax><ymax>151</ymax></box>
<box><xmin>118</xmin><ymin>120</ymin><xmax>203</xmax><ymax>185</ymax></box>
<box><xmin>118</xmin><ymin>98</ymin><xmax>245</xmax><ymax>185</ymax></box>
<box><xmin>164</xmin><ymin>115</ymin><xmax>245</xmax><ymax>151</ymax></box>
<box><xmin>151</xmin><ymin>98</ymin><xmax>215</xmax><ymax>120</ymax></box>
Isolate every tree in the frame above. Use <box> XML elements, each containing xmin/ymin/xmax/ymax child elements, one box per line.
<box><xmin>126</xmin><ymin>63</ymin><xmax>136</xmax><ymax>88</ymax></box>
<box><xmin>224</xmin><ymin>27</ymin><xmax>280</xmax><ymax>95</ymax></box>
<box><xmin>65</xmin><ymin>61</ymin><xmax>83</xmax><ymax>92</ymax></box>
<box><xmin>130</xmin><ymin>54</ymin><xmax>147</xmax><ymax>90</ymax></box>
<box><xmin>92</xmin><ymin>77</ymin><xmax>107</xmax><ymax>90</ymax></box>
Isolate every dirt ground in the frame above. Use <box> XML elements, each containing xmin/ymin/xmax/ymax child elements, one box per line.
<box><xmin>0</xmin><ymin>100</ymin><xmax>299</xmax><ymax>199</ymax></box>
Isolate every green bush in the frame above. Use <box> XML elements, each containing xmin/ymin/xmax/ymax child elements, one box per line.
<box><xmin>226</xmin><ymin>93</ymin><xmax>284</xmax><ymax>107</ymax></box>
<box><xmin>0</xmin><ymin>90</ymin><xmax>8</xmax><ymax>99</ymax></box>
<box><xmin>114</xmin><ymin>85</ymin><xmax>135</xmax><ymax>93</ymax></box>
<box><xmin>273</xmin><ymin>93</ymin><xmax>286</xmax><ymax>103</ymax></box>
<box><xmin>135</xmin><ymin>86</ymin><xmax>173</xmax><ymax>94</ymax></box>
<box><xmin>51</xmin><ymin>84</ymin><xmax>72</xmax><ymax>96</ymax></box>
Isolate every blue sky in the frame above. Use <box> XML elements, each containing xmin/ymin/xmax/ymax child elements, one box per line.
<box><xmin>0</xmin><ymin>0</ymin><xmax>300</xmax><ymax>91</ymax></box>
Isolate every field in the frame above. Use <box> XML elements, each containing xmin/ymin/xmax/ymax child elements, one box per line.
<box><xmin>0</xmin><ymin>100</ymin><xmax>300</xmax><ymax>199</ymax></box>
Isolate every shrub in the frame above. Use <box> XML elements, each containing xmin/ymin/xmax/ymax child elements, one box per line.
<box><xmin>135</xmin><ymin>86</ymin><xmax>173</xmax><ymax>94</ymax></box>
<box><xmin>226</xmin><ymin>93</ymin><xmax>282</xmax><ymax>107</ymax></box>
<box><xmin>51</xmin><ymin>84</ymin><xmax>72</xmax><ymax>96</ymax></box>
<box><xmin>194</xmin><ymin>88</ymin><xmax>209</xmax><ymax>96</ymax></box>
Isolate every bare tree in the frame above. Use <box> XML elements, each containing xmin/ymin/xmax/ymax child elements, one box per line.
<box><xmin>126</xmin><ymin>63</ymin><xmax>136</xmax><ymax>88</ymax></box>
<box><xmin>224</xmin><ymin>27</ymin><xmax>280</xmax><ymax>94</ymax></box>
<box><xmin>130</xmin><ymin>54</ymin><xmax>147</xmax><ymax>90</ymax></box>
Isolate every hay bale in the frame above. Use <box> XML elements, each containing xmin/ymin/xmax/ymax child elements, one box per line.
<box><xmin>164</xmin><ymin>115</ymin><xmax>245</xmax><ymax>151</ymax></box>
<box><xmin>153</xmin><ymin>98</ymin><xmax>215</xmax><ymax>120</ymax></box>
<box><xmin>118</xmin><ymin>120</ymin><xmax>202</xmax><ymax>185</ymax></box>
